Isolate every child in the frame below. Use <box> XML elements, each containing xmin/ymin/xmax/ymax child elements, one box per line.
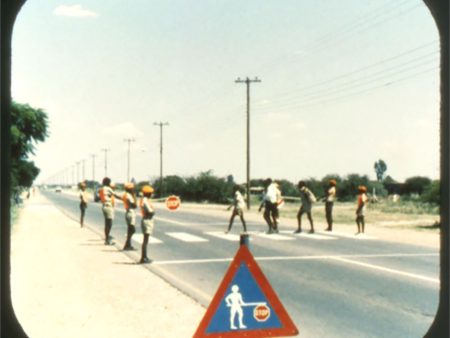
<box><xmin>294</xmin><ymin>181</ymin><xmax>316</xmax><ymax>234</ymax></box>
<box><xmin>356</xmin><ymin>185</ymin><xmax>368</xmax><ymax>234</ymax></box>
<box><xmin>226</xmin><ymin>185</ymin><xmax>247</xmax><ymax>234</ymax></box>
<box><xmin>139</xmin><ymin>185</ymin><xmax>155</xmax><ymax>263</ymax></box>
<box><xmin>122</xmin><ymin>182</ymin><xmax>137</xmax><ymax>250</ymax></box>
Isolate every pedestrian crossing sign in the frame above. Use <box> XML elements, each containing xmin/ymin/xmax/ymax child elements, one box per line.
<box><xmin>193</xmin><ymin>244</ymin><xmax>299</xmax><ymax>337</ymax></box>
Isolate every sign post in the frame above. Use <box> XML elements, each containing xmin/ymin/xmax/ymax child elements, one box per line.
<box><xmin>193</xmin><ymin>233</ymin><xmax>299</xmax><ymax>337</ymax></box>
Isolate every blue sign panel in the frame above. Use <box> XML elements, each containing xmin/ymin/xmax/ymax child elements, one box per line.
<box><xmin>206</xmin><ymin>263</ymin><xmax>282</xmax><ymax>333</ymax></box>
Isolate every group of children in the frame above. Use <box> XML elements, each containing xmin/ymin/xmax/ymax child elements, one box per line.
<box><xmin>78</xmin><ymin>178</ymin><xmax>156</xmax><ymax>264</ymax></box>
<box><xmin>226</xmin><ymin>178</ymin><xmax>369</xmax><ymax>236</ymax></box>
<box><xmin>78</xmin><ymin>177</ymin><xmax>369</xmax><ymax>263</ymax></box>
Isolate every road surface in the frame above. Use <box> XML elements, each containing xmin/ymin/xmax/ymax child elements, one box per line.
<box><xmin>43</xmin><ymin>191</ymin><xmax>439</xmax><ymax>338</ymax></box>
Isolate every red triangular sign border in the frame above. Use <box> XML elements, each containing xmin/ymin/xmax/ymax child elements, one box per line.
<box><xmin>193</xmin><ymin>244</ymin><xmax>299</xmax><ymax>337</ymax></box>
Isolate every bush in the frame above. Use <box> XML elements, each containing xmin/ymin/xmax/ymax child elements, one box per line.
<box><xmin>421</xmin><ymin>180</ymin><xmax>440</xmax><ymax>205</ymax></box>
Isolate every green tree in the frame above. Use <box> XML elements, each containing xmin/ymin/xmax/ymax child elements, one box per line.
<box><xmin>10</xmin><ymin>102</ymin><xmax>48</xmax><ymax>193</ymax></box>
<box><xmin>404</xmin><ymin>176</ymin><xmax>432</xmax><ymax>195</ymax></box>
<box><xmin>374</xmin><ymin>159</ymin><xmax>387</xmax><ymax>182</ymax></box>
<box><xmin>421</xmin><ymin>180</ymin><xmax>440</xmax><ymax>204</ymax></box>
<box><xmin>338</xmin><ymin>174</ymin><xmax>370</xmax><ymax>201</ymax></box>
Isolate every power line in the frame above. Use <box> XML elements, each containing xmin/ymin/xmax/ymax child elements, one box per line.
<box><xmin>256</xmin><ymin>52</ymin><xmax>439</xmax><ymax>111</ymax></box>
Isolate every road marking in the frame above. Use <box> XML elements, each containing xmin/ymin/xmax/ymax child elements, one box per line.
<box><xmin>253</xmin><ymin>232</ymin><xmax>295</xmax><ymax>241</ymax></box>
<box><xmin>154</xmin><ymin>216</ymin><xmax>192</xmax><ymax>226</ymax></box>
<box><xmin>279</xmin><ymin>230</ymin><xmax>336</xmax><ymax>240</ymax></box>
<box><xmin>317</xmin><ymin>230</ymin><xmax>377</xmax><ymax>240</ymax></box>
<box><xmin>205</xmin><ymin>231</ymin><xmax>242</xmax><ymax>241</ymax></box>
<box><xmin>153</xmin><ymin>257</ymin><xmax>233</xmax><ymax>265</ymax></box>
<box><xmin>131</xmin><ymin>234</ymin><xmax>163</xmax><ymax>244</ymax></box>
<box><xmin>152</xmin><ymin>253</ymin><xmax>439</xmax><ymax>285</ymax></box>
<box><xmin>329</xmin><ymin>256</ymin><xmax>439</xmax><ymax>284</ymax></box>
<box><xmin>166</xmin><ymin>232</ymin><xmax>208</xmax><ymax>242</ymax></box>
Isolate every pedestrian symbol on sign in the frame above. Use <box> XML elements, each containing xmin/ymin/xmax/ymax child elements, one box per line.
<box><xmin>225</xmin><ymin>285</ymin><xmax>247</xmax><ymax>330</ymax></box>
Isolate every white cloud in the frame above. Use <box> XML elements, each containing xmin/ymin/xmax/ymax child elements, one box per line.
<box><xmin>53</xmin><ymin>5</ymin><xmax>99</xmax><ymax>18</ymax></box>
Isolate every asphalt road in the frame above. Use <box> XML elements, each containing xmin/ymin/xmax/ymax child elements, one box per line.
<box><xmin>43</xmin><ymin>191</ymin><xmax>439</xmax><ymax>338</ymax></box>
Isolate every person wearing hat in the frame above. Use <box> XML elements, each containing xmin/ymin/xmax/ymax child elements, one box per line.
<box><xmin>324</xmin><ymin>179</ymin><xmax>337</xmax><ymax>231</ymax></box>
<box><xmin>225</xmin><ymin>185</ymin><xmax>247</xmax><ymax>234</ymax></box>
<box><xmin>139</xmin><ymin>185</ymin><xmax>155</xmax><ymax>263</ymax></box>
<box><xmin>99</xmin><ymin>177</ymin><xmax>121</xmax><ymax>245</ymax></box>
<box><xmin>356</xmin><ymin>185</ymin><xmax>368</xmax><ymax>234</ymax></box>
<box><xmin>79</xmin><ymin>181</ymin><xmax>88</xmax><ymax>227</ymax></box>
<box><xmin>294</xmin><ymin>180</ymin><xmax>316</xmax><ymax>234</ymax></box>
<box><xmin>122</xmin><ymin>182</ymin><xmax>138</xmax><ymax>250</ymax></box>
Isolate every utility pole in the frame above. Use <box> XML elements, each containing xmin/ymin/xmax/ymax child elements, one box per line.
<box><xmin>91</xmin><ymin>154</ymin><xmax>96</xmax><ymax>183</ymax></box>
<box><xmin>124</xmin><ymin>138</ymin><xmax>136</xmax><ymax>182</ymax></box>
<box><xmin>76</xmin><ymin>161</ymin><xmax>80</xmax><ymax>184</ymax></box>
<box><xmin>101</xmin><ymin>148</ymin><xmax>110</xmax><ymax>178</ymax></box>
<box><xmin>154</xmin><ymin>122</ymin><xmax>169</xmax><ymax>197</ymax></box>
<box><xmin>235</xmin><ymin>76</ymin><xmax>261</xmax><ymax>209</ymax></box>
<box><xmin>82</xmin><ymin>159</ymin><xmax>86</xmax><ymax>181</ymax></box>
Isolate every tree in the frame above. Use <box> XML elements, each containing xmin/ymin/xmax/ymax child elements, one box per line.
<box><xmin>374</xmin><ymin>159</ymin><xmax>387</xmax><ymax>181</ymax></box>
<box><xmin>421</xmin><ymin>180</ymin><xmax>440</xmax><ymax>204</ymax></box>
<box><xmin>10</xmin><ymin>102</ymin><xmax>49</xmax><ymax>193</ymax></box>
<box><xmin>404</xmin><ymin>176</ymin><xmax>432</xmax><ymax>195</ymax></box>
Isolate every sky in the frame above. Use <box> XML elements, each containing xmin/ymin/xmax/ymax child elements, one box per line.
<box><xmin>11</xmin><ymin>0</ymin><xmax>440</xmax><ymax>186</ymax></box>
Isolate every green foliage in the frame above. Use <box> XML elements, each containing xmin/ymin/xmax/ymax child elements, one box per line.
<box><xmin>404</xmin><ymin>176</ymin><xmax>432</xmax><ymax>195</ymax></box>
<box><xmin>10</xmin><ymin>102</ymin><xmax>49</xmax><ymax>193</ymax></box>
<box><xmin>338</xmin><ymin>174</ymin><xmax>370</xmax><ymax>201</ymax></box>
<box><xmin>276</xmin><ymin>179</ymin><xmax>297</xmax><ymax>196</ymax></box>
<box><xmin>374</xmin><ymin>159</ymin><xmax>387</xmax><ymax>181</ymax></box>
<box><xmin>421</xmin><ymin>180</ymin><xmax>440</xmax><ymax>205</ymax></box>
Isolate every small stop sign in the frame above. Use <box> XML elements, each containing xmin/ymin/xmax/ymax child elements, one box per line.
<box><xmin>166</xmin><ymin>195</ymin><xmax>181</xmax><ymax>211</ymax></box>
<box><xmin>253</xmin><ymin>304</ymin><xmax>271</xmax><ymax>322</ymax></box>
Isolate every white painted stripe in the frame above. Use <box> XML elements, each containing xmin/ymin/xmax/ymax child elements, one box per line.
<box><xmin>166</xmin><ymin>232</ymin><xmax>208</xmax><ymax>242</ymax></box>
<box><xmin>330</xmin><ymin>256</ymin><xmax>439</xmax><ymax>284</ymax></box>
<box><xmin>132</xmin><ymin>234</ymin><xmax>163</xmax><ymax>244</ymax></box>
<box><xmin>153</xmin><ymin>257</ymin><xmax>233</xmax><ymax>265</ymax></box>
<box><xmin>254</xmin><ymin>232</ymin><xmax>295</xmax><ymax>241</ymax></box>
<box><xmin>154</xmin><ymin>216</ymin><xmax>191</xmax><ymax>226</ymax></box>
<box><xmin>279</xmin><ymin>230</ymin><xmax>336</xmax><ymax>240</ymax></box>
<box><xmin>317</xmin><ymin>230</ymin><xmax>377</xmax><ymax>239</ymax></box>
<box><xmin>205</xmin><ymin>231</ymin><xmax>242</xmax><ymax>241</ymax></box>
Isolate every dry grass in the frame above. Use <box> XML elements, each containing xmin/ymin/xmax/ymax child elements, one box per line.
<box><xmin>277</xmin><ymin>199</ymin><xmax>439</xmax><ymax>231</ymax></box>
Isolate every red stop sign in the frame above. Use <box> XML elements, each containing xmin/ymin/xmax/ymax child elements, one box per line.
<box><xmin>253</xmin><ymin>304</ymin><xmax>271</xmax><ymax>322</ymax></box>
<box><xmin>166</xmin><ymin>195</ymin><xmax>181</xmax><ymax>211</ymax></box>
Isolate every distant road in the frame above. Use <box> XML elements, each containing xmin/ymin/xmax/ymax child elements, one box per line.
<box><xmin>43</xmin><ymin>191</ymin><xmax>439</xmax><ymax>338</ymax></box>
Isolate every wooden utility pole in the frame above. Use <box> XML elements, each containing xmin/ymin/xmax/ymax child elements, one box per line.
<box><xmin>154</xmin><ymin>122</ymin><xmax>169</xmax><ymax>197</ymax></box>
<box><xmin>124</xmin><ymin>138</ymin><xmax>136</xmax><ymax>182</ymax></box>
<box><xmin>235</xmin><ymin>77</ymin><xmax>261</xmax><ymax>209</ymax></box>
<box><xmin>101</xmin><ymin>148</ymin><xmax>110</xmax><ymax>178</ymax></box>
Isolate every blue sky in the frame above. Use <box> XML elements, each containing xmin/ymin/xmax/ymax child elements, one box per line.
<box><xmin>12</xmin><ymin>1</ymin><xmax>440</xmax><ymax>185</ymax></box>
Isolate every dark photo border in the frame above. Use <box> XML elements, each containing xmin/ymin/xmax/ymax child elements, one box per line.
<box><xmin>1</xmin><ymin>0</ymin><xmax>448</xmax><ymax>337</ymax></box>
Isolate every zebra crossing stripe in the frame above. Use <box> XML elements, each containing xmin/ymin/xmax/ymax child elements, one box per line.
<box><xmin>166</xmin><ymin>232</ymin><xmax>209</xmax><ymax>242</ymax></box>
<box><xmin>253</xmin><ymin>232</ymin><xmax>295</xmax><ymax>241</ymax></box>
<box><xmin>205</xmin><ymin>231</ymin><xmax>242</xmax><ymax>241</ymax></box>
<box><xmin>317</xmin><ymin>231</ymin><xmax>377</xmax><ymax>240</ymax></box>
<box><xmin>131</xmin><ymin>234</ymin><xmax>163</xmax><ymax>244</ymax></box>
<box><xmin>279</xmin><ymin>230</ymin><xmax>336</xmax><ymax>240</ymax></box>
